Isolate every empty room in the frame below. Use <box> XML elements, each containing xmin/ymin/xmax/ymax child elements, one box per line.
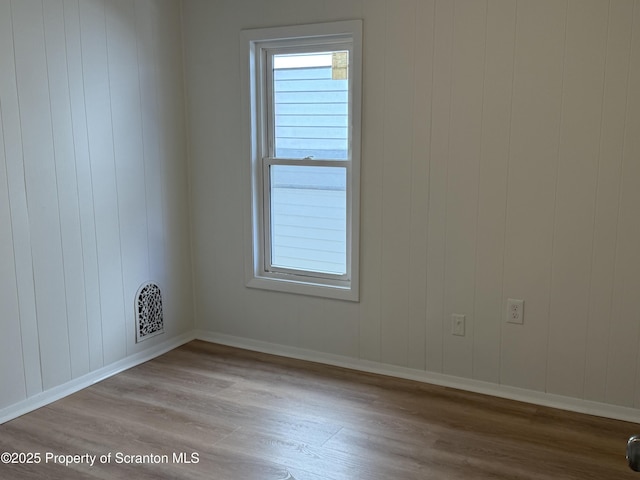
<box><xmin>1</xmin><ymin>0</ymin><xmax>640</xmax><ymax>478</ymax></box>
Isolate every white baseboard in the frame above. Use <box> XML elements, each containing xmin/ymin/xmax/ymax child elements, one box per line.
<box><xmin>0</xmin><ymin>331</ymin><xmax>196</xmax><ymax>425</ymax></box>
<box><xmin>195</xmin><ymin>330</ymin><xmax>640</xmax><ymax>424</ymax></box>
<box><xmin>3</xmin><ymin>329</ymin><xmax>637</xmax><ymax>426</ymax></box>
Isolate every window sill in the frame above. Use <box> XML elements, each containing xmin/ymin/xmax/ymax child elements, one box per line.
<box><xmin>246</xmin><ymin>274</ymin><xmax>359</xmax><ymax>302</ymax></box>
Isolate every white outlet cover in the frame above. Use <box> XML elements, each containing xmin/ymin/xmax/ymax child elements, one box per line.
<box><xmin>506</xmin><ymin>298</ymin><xmax>524</xmax><ymax>324</ymax></box>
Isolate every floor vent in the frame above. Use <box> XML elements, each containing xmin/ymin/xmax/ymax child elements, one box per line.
<box><xmin>135</xmin><ymin>282</ymin><xmax>164</xmax><ymax>343</ymax></box>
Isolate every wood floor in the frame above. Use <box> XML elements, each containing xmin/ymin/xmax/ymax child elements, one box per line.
<box><xmin>1</xmin><ymin>340</ymin><xmax>639</xmax><ymax>479</ymax></box>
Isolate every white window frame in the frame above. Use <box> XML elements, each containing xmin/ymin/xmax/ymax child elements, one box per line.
<box><xmin>241</xmin><ymin>20</ymin><xmax>362</xmax><ymax>301</ymax></box>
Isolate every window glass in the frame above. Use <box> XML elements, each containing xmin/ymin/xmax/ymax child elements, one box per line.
<box><xmin>273</xmin><ymin>51</ymin><xmax>349</xmax><ymax>160</ymax></box>
<box><xmin>270</xmin><ymin>165</ymin><xmax>347</xmax><ymax>275</ymax></box>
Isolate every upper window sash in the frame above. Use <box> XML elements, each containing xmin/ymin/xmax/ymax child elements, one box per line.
<box><xmin>262</xmin><ymin>43</ymin><xmax>354</xmax><ymax>162</ymax></box>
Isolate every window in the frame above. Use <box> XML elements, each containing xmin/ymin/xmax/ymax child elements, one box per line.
<box><xmin>241</xmin><ymin>21</ymin><xmax>362</xmax><ymax>301</ymax></box>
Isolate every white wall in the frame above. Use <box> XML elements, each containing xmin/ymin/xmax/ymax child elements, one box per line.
<box><xmin>184</xmin><ymin>0</ymin><xmax>640</xmax><ymax>410</ymax></box>
<box><xmin>0</xmin><ymin>0</ymin><xmax>193</xmax><ymax>411</ymax></box>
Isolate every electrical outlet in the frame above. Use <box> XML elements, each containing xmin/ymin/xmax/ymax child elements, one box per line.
<box><xmin>506</xmin><ymin>298</ymin><xmax>524</xmax><ymax>324</ymax></box>
<box><xmin>451</xmin><ymin>314</ymin><xmax>465</xmax><ymax>336</ymax></box>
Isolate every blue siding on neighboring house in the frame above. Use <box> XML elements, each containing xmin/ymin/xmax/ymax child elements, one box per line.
<box><xmin>270</xmin><ymin>165</ymin><xmax>346</xmax><ymax>275</ymax></box>
<box><xmin>271</xmin><ymin>188</ymin><xmax>346</xmax><ymax>274</ymax></box>
<box><xmin>274</xmin><ymin>66</ymin><xmax>348</xmax><ymax>160</ymax></box>
<box><xmin>270</xmin><ymin>65</ymin><xmax>348</xmax><ymax>274</ymax></box>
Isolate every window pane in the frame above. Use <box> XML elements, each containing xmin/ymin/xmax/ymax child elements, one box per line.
<box><xmin>273</xmin><ymin>51</ymin><xmax>349</xmax><ymax>160</ymax></box>
<box><xmin>270</xmin><ymin>165</ymin><xmax>346</xmax><ymax>275</ymax></box>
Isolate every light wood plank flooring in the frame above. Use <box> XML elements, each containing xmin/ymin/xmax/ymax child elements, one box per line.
<box><xmin>1</xmin><ymin>340</ymin><xmax>639</xmax><ymax>479</ymax></box>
